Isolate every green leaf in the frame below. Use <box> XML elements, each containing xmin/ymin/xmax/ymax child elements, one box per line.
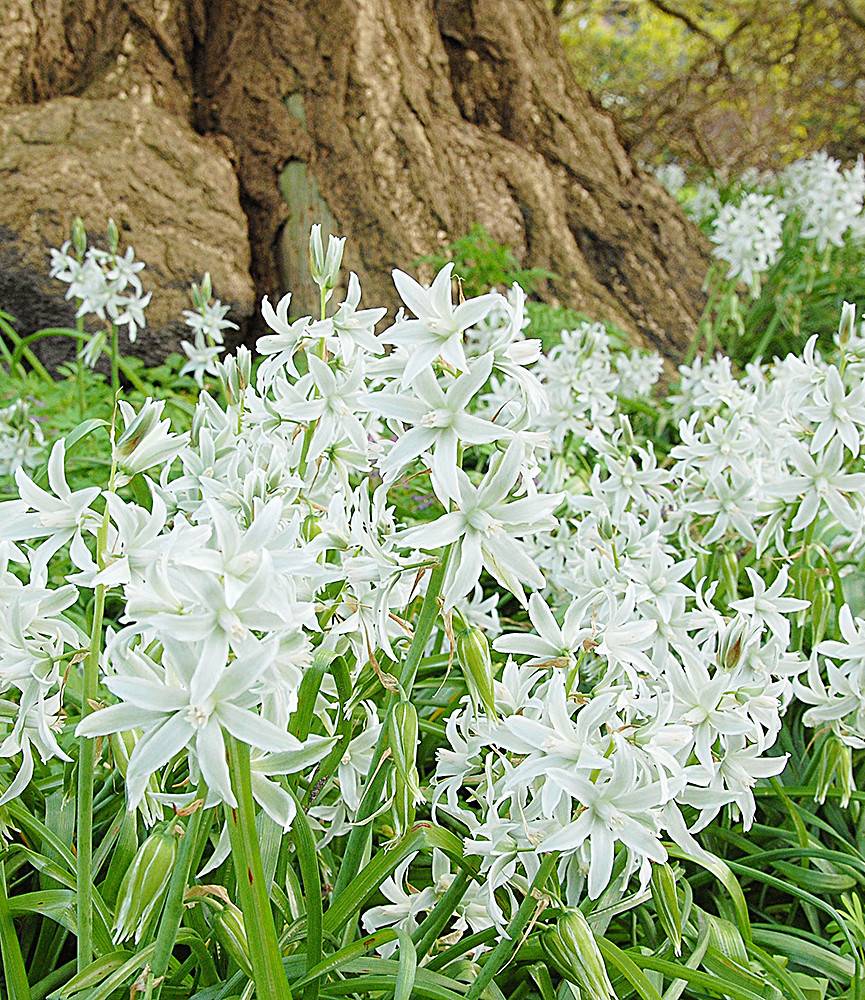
<box><xmin>395</xmin><ymin>929</ymin><xmax>418</xmax><ymax>1000</ymax></box>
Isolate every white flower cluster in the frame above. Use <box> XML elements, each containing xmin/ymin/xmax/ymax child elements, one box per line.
<box><xmin>0</xmin><ymin>400</ymin><xmax>45</xmax><ymax>477</ymax></box>
<box><xmin>3</xmin><ymin>227</ymin><xmax>865</xmax><ymax>952</ymax></box>
<box><xmin>50</xmin><ymin>233</ymin><xmax>151</xmax><ymax>348</ymax></box>
<box><xmin>781</xmin><ymin>151</ymin><xmax>865</xmax><ymax>250</ymax></box>
<box><xmin>681</xmin><ymin>151</ymin><xmax>865</xmax><ymax>294</ymax></box>
<box><xmin>654</xmin><ymin>162</ymin><xmax>687</xmax><ymax>197</ymax></box>
<box><xmin>709</xmin><ymin>192</ymin><xmax>785</xmax><ymax>287</ymax></box>
<box><xmin>180</xmin><ymin>274</ymin><xmax>239</xmax><ymax>385</ymax></box>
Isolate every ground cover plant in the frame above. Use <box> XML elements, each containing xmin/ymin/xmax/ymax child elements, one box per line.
<box><xmin>2</xmin><ymin>206</ymin><xmax>865</xmax><ymax>1000</ymax></box>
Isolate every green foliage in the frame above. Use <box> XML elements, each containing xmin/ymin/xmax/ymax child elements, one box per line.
<box><xmin>4</xmin><ymin>230</ymin><xmax>865</xmax><ymax>1000</ymax></box>
<box><xmin>559</xmin><ymin>0</ymin><xmax>865</xmax><ymax>171</ymax></box>
<box><xmin>418</xmin><ymin>225</ymin><xmax>630</xmax><ymax>350</ymax></box>
<box><xmin>417</xmin><ymin>224</ymin><xmax>552</xmax><ymax>298</ymax></box>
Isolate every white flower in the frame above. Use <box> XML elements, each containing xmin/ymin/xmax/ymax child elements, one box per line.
<box><xmin>76</xmin><ymin>637</ymin><xmax>306</xmax><ymax>808</ymax></box>
<box><xmin>729</xmin><ymin>567</ymin><xmax>809</xmax><ymax>646</ymax></box>
<box><xmin>711</xmin><ymin>193</ymin><xmax>784</xmax><ymax>287</ymax></box>
<box><xmin>494</xmin><ymin>593</ymin><xmax>589</xmax><ymax>668</ymax></box>
<box><xmin>383</xmin><ymin>264</ymin><xmax>498</xmax><ymax>384</ymax></box>
<box><xmin>0</xmin><ymin>440</ymin><xmax>99</xmax><ymax>571</ymax></box>
<box><xmin>541</xmin><ymin>749</ymin><xmax>678</xmax><ymax>899</ymax></box>
<box><xmin>113</xmin><ymin>399</ymin><xmax>190</xmax><ymax>485</ymax></box>
<box><xmin>801</xmin><ymin>366</ymin><xmax>865</xmax><ymax>456</ymax></box>
<box><xmin>398</xmin><ymin>442</ymin><xmax>562</xmax><ymax>605</ymax></box>
<box><xmin>365</xmin><ymin>353</ymin><xmax>509</xmax><ymax>504</ymax></box>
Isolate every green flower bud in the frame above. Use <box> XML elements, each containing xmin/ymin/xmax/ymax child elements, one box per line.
<box><xmin>456</xmin><ymin>626</ymin><xmax>496</xmax><ymax>719</ymax></box>
<box><xmin>302</xmin><ymin>512</ymin><xmax>322</xmax><ymax>542</ymax></box>
<box><xmin>387</xmin><ymin>700</ymin><xmax>421</xmax><ymax>835</ymax></box>
<box><xmin>721</xmin><ymin>550</ymin><xmax>739</xmax><ymax>603</ymax></box>
<box><xmin>214</xmin><ymin>900</ymin><xmax>253</xmax><ymax>978</ymax></box>
<box><xmin>816</xmin><ymin>731</ymin><xmax>854</xmax><ymax>807</ymax></box>
<box><xmin>541</xmin><ymin>908</ymin><xmax>614</xmax><ymax>998</ymax></box>
<box><xmin>190</xmin><ymin>272</ymin><xmax>213</xmax><ymax>310</ymax></box>
<box><xmin>113</xmin><ymin>825</ymin><xmax>179</xmax><ymax>943</ymax></box>
<box><xmin>839</xmin><ymin>301</ymin><xmax>856</xmax><ymax>347</ymax></box>
<box><xmin>309</xmin><ymin>224</ymin><xmax>346</xmax><ymax>297</ymax></box>
<box><xmin>810</xmin><ymin>586</ymin><xmax>832</xmax><ymax>649</ymax></box>
<box><xmin>106</xmin><ymin>217</ymin><xmax>120</xmax><ymax>253</ymax></box>
<box><xmin>650</xmin><ymin>863</ymin><xmax>682</xmax><ymax>955</ymax></box>
<box><xmin>71</xmin><ymin>217</ymin><xmax>88</xmax><ymax>259</ymax></box>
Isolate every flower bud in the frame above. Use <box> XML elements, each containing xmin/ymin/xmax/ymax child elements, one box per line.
<box><xmin>106</xmin><ymin>218</ymin><xmax>120</xmax><ymax>253</ymax></box>
<box><xmin>113</xmin><ymin>825</ymin><xmax>179</xmax><ymax>943</ymax></box>
<box><xmin>816</xmin><ymin>731</ymin><xmax>854</xmax><ymax>807</ymax></box>
<box><xmin>721</xmin><ymin>551</ymin><xmax>739</xmax><ymax>604</ymax></box>
<box><xmin>650</xmin><ymin>863</ymin><xmax>682</xmax><ymax>955</ymax></box>
<box><xmin>113</xmin><ymin>398</ymin><xmax>187</xmax><ymax>484</ymax></box>
<box><xmin>839</xmin><ymin>301</ymin><xmax>856</xmax><ymax>347</ymax></box>
<box><xmin>387</xmin><ymin>700</ymin><xmax>421</xmax><ymax>834</ymax></box>
<box><xmin>309</xmin><ymin>224</ymin><xmax>346</xmax><ymax>297</ymax></box>
<box><xmin>811</xmin><ymin>586</ymin><xmax>832</xmax><ymax>649</ymax></box>
<box><xmin>456</xmin><ymin>626</ymin><xmax>496</xmax><ymax>719</ymax></box>
<box><xmin>541</xmin><ymin>908</ymin><xmax>614</xmax><ymax>998</ymax></box>
<box><xmin>71</xmin><ymin>217</ymin><xmax>88</xmax><ymax>258</ymax></box>
<box><xmin>79</xmin><ymin>329</ymin><xmax>107</xmax><ymax>369</ymax></box>
<box><xmin>302</xmin><ymin>512</ymin><xmax>321</xmax><ymax>542</ymax></box>
<box><xmin>214</xmin><ymin>900</ymin><xmax>253</xmax><ymax>978</ymax></box>
<box><xmin>191</xmin><ymin>272</ymin><xmax>213</xmax><ymax>311</ymax></box>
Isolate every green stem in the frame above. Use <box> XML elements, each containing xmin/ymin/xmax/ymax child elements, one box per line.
<box><xmin>289</xmin><ymin>791</ymin><xmax>322</xmax><ymax>1000</ymax></box>
<box><xmin>331</xmin><ymin>546</ymin><xmax>451</xmax><ymax>900</ymax></box>
<box><xmin>110</xmin><ymin>325</ymin><xmax>120</xmax><ymax>397</ymax></box>
<box><xmin>464</xmin><ymin>854</ymin><xmax>557</xmax><ymax>1000</ymax></box>
<box><xmin>151</xmin><ymin>785</ymin><xmax>211</xmax><ymax>998</ymax></box>
<box><xmin>75</xmin><ymin>581</ymin><xmax>106</xmax><ymax>971</ymax></box>
<box><xmin>76</xmin><ymin>317</ymin><xmax>86</xmax><ymax>420</ymax></box>
<box><xmin>0</xmin><ymin>857</ymin><xmax>31</xmax><ymax>1000</ymax></box>
<box><xmin>75</xmin><ymin>451</ymin><xmax>116</xmax><ymax>972</ymax></box>
<box><xmin>226</xmin><ymin>738</ymin><xmax>293</xmax><ymax>1000</ymax></box>
<box><xmin>411</xmin><ymin>869</ymin><xmax>470</xmax><ymax>959</ymax></box>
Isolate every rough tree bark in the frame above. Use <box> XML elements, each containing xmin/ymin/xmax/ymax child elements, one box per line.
<box><xmin>0</xmin><ymin>0</ymin><xmax>707</xmax><ymax>360</ymax></box>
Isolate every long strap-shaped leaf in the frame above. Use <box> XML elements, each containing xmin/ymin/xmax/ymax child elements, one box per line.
<box><xmin>0</xmin><ymin>858</ymin><xmax>32</xmax><ymax>1000</ymax></box>
<box><xmin>323</xmin><ymin>823</ymin><xmax>473</xmax><ymax>936</ymax></box>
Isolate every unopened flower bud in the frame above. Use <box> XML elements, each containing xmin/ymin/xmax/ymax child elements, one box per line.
<box><xmin>816</xmin><ymin>731</ymin><xmax>853</xmax><ymax>807</ymax></box>
<box><xmin>71</xmin><ymin>217</ymin><xmax>88</xmax><ymax>258</ymax></box>
<box><xmin>721</xmin><ymin>551</ymin><xmax>739</xmax><ymax>603</ymax></box>
<box><xmin>106</xmin><ymin>218</ymin><xmax>120</xmax><ymax>253</ymax></box>
<box><xmin>113</xmin><ymin>399</ymin><xmax>187</xmax><ymax>484</ymax></box>
<box><xmin>456</xmin><ymin>626</ymin><xmax>497</xmax><ymax>719</ymax></box>
<box><xmin>214</xmin><ymin>900</ymin><xmax>253</xmax><ymax>978</ymax></box>
<box><xmin>302</xmin><ymin>512</ymin><xmax>321</xmax><ymax>542</ymax></box>
<box><xmin>839</xmin><ymin>301</ymin><xmax>856</xmax><ymax>347</ymax></box>
<box><xmin>650</xmin><ymin>863</ymin><xmax>682</xmax><ymax>955</ymax></box>
<box><xmin>309</xmin><ymin>224</ymin><xmax>346</xmax><ymax>298</ymax></box>
<box><xmin>387</xmin><ymin>700</ymin><xmax>421</xmax><ymax>834</ymax></box>
<box><xmin>190</xmin><ymin>272</ymin><xmax>213</xmax><ymax>310</ymax></box>
<box><xmin>541</xmin><ymin>908</ymin><xmax>614</xmax><ymax>998</ymax></box>
<box><xmin>113</xmin><ymin>825</ymin><xmax>179</xmax><ymax>943</ymax></box>
<box><xmin>811</xmin><ymin>586</ymin><xmax>832</xmax><ymax>648</ymax></box>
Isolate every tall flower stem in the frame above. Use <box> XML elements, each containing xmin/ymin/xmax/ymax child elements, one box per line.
<box><xmin>75</xmin><ymin>579</ymin><xmax>105</xmax><ymax>971</ymax></box>
<box><xmin>331</xmin><ymin>545</ymin><xmax>451</xmax><ymax>900</ymax></box>
<box><xmin>76</xmin><ymin>435</ymin><xmax>117</xmax><ymax>971</ymax></box>
<box><xmin>151</xmin><ymin>783</ymin><xmax>211</xmax><ymax>998</ymax></box>
<box><xmin>0</xmin><ymin>858</ymin><xmax>31</xmax><ymax>999</ymax></box>
<box><xmin>225</xmin><ymin>738</ymin><xmax>293</xmax><ymax>1000</ymax></box>
<box><xmin>465</xmin><ymin>853</ymin><xmax>557</xmax><ymax>1000</ymax></box>
<box><xmin>110</xmin><ymin>324</ymin><xmax>120</xmax><ymax>397</ymax></box>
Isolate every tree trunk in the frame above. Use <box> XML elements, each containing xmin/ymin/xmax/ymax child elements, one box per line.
<box><xmin>0</xmin><ymin>0</ymin><xmax>707</xmax><ymax>359</ymax></box>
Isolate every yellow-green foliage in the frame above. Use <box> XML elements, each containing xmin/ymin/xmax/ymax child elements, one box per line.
<box><xmin>559</xmin><ymin>0</ymin><xmax>865</xmax><ymax>171</ymax></box>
